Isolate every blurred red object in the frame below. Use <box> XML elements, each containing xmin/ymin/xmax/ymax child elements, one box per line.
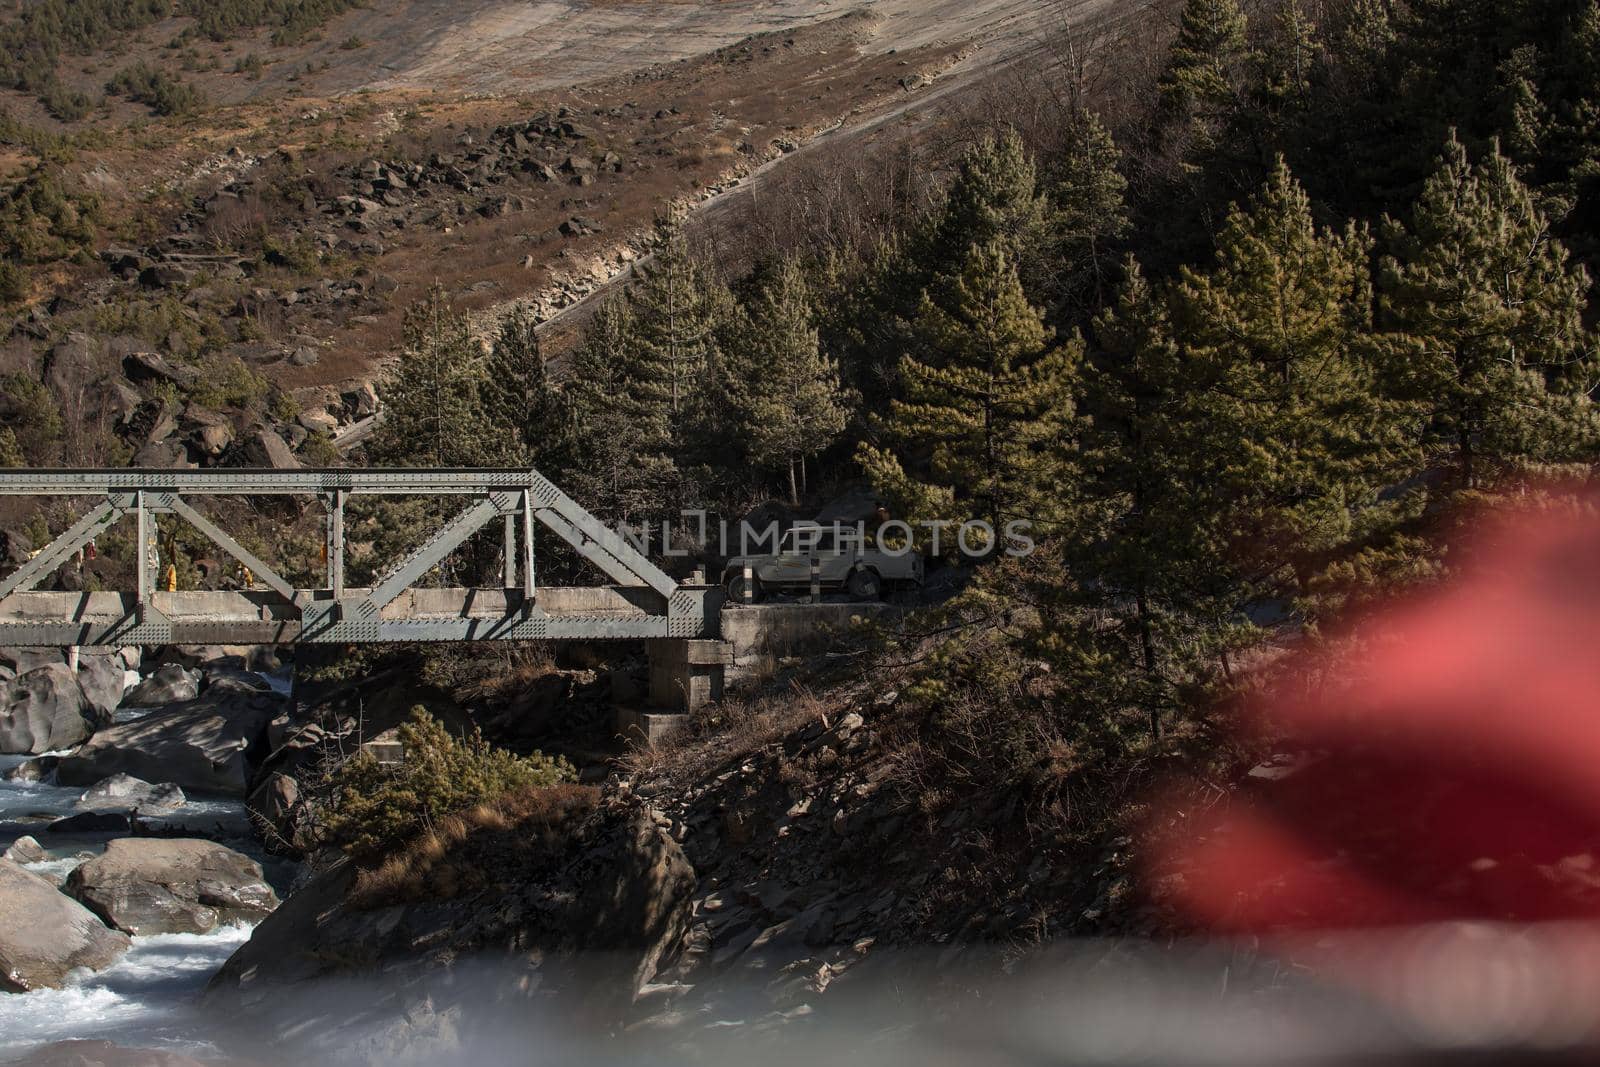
<box><xmin>1160</xmin><ymin>499</ymin><xmax>1600</xmax><ymax>933</ymax></box>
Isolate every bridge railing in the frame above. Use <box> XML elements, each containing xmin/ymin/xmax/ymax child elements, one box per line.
<box><xmin>0</xmin><ymin>469</ymin><xmax>719</xmax><ymax>647</ymax></box>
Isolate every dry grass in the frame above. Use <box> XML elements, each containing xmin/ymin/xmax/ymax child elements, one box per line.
<box><xmin>618</xmin><ymin>681</ymin><xmax>839</xmax><ymax>788</ymax></box>
<box><xmin>351</xmin><ymin>782</ymin><xmax>598</xmax><ymax>908</ymax></box>
<box><xmin>446</xmin><ymin>644</ymin><xmax>562</xmax><ymax>705</ymax></box>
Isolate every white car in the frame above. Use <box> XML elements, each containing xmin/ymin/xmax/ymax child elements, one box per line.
<box><xmin>722</xmin><ymin>522</ymin><xmax>923</xmax><ymax>603</ymax></box>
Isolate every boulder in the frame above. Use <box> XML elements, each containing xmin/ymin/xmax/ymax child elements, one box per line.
<box><xmin>0</xmin><ymin>664</ymin><xmax>96</xmax><ymax>754</ymax></box>
<box><xmin>131</xmin><ymin>439</ymin><xmax>194</xmax><ymax>469</ymax></box>
<box><xmin>242</xmin><ymin>429</ymin><xmax>300</xmax><ymax>470</ymax></box>
<box><xmin>66</xmin><ymin>838</ymin><xmax>278</xmax><ymax>936</ymax></box>
<box><xmin>3</xmin><ymin>835</ymin><xmax>47</xmax><ymax>863</ymax></box>
<box><xmin>42</xmin><ymin>332</ymin><xmax>101</xmax><ymax>397</ymax></box>
<box><xmin>206</xmin><ymin>806</ymin><xmax>692</xmax><ymax>1056</ymax></box>
<box><xmin>5</xmin><ymin>754</ymin><xmax>58</xmax><ymax>782</ymax></box>
<box><xmin>48</xmin><ymin>811</ymin><xmax>132</xmax><ymax>834</ymax></box>
<box><xmin>246</xmin><ymin>772</ymin><xmax>300</xmax><ymax>853</ymax></box>
<box><xmin>191</xmin><ymin>423</ymin><xmax>233</xmax><ymax>457</ymax></box>
<box><xmin>0</xmin><ymin>649</ymin><xmax>127</xmax><ymax>734</ymax></box>
<box><xmin>341</xmin><ymin>380</ymin><xmax>379</xmax><ymax>418</ymax></box>
<box><xmin>56</xmin><ymin>676</ymin><xmax>283</xmax><ymax>795</ymax></box>
<box><xmin>0</xmin><ymin>527</ymin><xmax>32</xmax><ymax>567</ymax></box>
<box><xmin>0</xmin><ymin>858</ymin><xmax>130</xmax><ymax>992</ymax></box>
<box><xmin>295</xmin><ymin>408</ymin><xmax>339</xmax><ymax>435</ymax></box>
<box><xmin>77</xmin><ymin>774</ymin><xmax>186</xmax><ymax>816</ymax></box>
<box><xmin>123</xmin><ymin>664</ymin><xmax>202</xmax><ymax>708</ymax></box>
<box><xmin>121</xmin><ymin>351</ymin><xmax>196</xmax><ymax>388</ymax></box>
<box><xmin>72</xmin><ymin>651</ymin><xmax>133</xmax><ymax>720</ymax></box>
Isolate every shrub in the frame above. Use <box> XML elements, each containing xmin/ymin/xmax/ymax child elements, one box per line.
<box><xmin>0</xmin><ymin>428</ymin><xmax>24</xmax><ymax>467</ymax></box>
<box><xmin>186</xmin><ymin>355</ymin><xmax>268</xmax><ymax>410</ymax></box>
<box><xmin>0</xmin><ymin>261</ymin><xmax>26</xmax><ymax>304</ymax></box>
<box><xmin>42</xmin><ymin>84</ymin><xmax>93</xmax><ymax>122</ymax></box>
<box><xmin>0</xmin><ymin>166</ymin><xmax>101</xmax><ymax>264</ymax></box>
<box><xmin>321</xmin><ymin>707</ymin><xmax>575</xmax><ymax>863</ymax></box>
<box><xmin>105</xmin><ymin>62</ymin><xmax>206</xmax><ymax>117</ymax></box>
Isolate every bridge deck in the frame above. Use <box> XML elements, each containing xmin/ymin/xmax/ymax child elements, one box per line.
<box><xmin>0</xmin><ymin>586</ymin><xmax>710</xmax><ymax>645</ymax></box>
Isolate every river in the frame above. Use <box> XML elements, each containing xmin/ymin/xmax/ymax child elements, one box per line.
<box><xmin>0</xmin><ymin>671</ymin><xmax>295</xmax><ymax>1061</ymax></box>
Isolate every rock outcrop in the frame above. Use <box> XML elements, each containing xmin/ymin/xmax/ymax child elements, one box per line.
<box><xmin>56</xmin><ymin>676</ymin><xmax>282</xmax><ymax>795</ymax></box>
<box><xmin>0</xmin><ymin>664</ymin><xmax>97</xmax><ymax>755</ymax></box>
<box><xmin>0</xmin><ymin>858</ymin><xmax>131</xmax><ymax>992</ymax></box>
<box><xmin>205</xmin><ymin>801</ymin><xmax>693</xmax><ymax>1063</ymax></box>
<box><xmin>65</xmin><ymin>838</ymin><xmax>278</xmax><ymax>936</ymax></box>
<box><xmin>246</xmin><ymin>772</ymin><xmax>302</xmax><ymax>853</ymax></box>
<box><xmin>77</xmin><ymin>774</ymin><xmax>186</xmax><ymax>816</ymax></box>
<box><xmin>0</xmin><ymin>648</ymin><xmax>136</xmax><ymax>721</ymax></box>
<box><xmin>122</xmin><ymin>664</ymin><xmax>201</xmax><ymax>708</ymax></box>
<box><xmin>3</xmin><ymin>835</ymin><xmax>47</xmax><ymax>864</ymax></box>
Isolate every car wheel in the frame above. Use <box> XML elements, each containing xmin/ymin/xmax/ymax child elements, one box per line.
<box><xmin>727</xmin><ymin>573</ymin><xmax>762</xmax><ymax>603</ymax></box>
<box><xmin>847</xmin><ymin>568</ymin><xmax>882</xmax><ymax>600</ymax></box>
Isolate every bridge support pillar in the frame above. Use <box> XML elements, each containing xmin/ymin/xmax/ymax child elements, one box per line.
<box><xmin>646</xmin><ymin>638</ymin><xmax>732</xmax><ymax>712</ymax></box>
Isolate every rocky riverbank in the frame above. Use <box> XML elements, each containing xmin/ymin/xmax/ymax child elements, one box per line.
<box><xmin>0</xmin><ymin>645</ymin><xmax>301</xmax><ymax>1062</ymax></box>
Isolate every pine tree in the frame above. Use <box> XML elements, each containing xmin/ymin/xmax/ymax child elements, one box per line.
<box><xmin>1078</xmin><ymin>256</ymin><xmax>1195</xmax><ymax>732</ymax></box>
<box><xmin>1159</xmin><ymin>0</ymin><xmax>1250</xmax><ymax>117</ymax></box>
<box><xmin>565</xmin><ymin>295</ymin><xmax>677</xmax><ymax>523</ymax></box>
<box><xmin>1381</xmin><ymin>133</ymin><xmax>1598</xmax><ymax>486</ymax></box>
<box><xmin>922</xmin><ymin>128</ymin><xmax>1052</xmax><ymax>276</ymax></box>
<box><xmin>1339</xmin><ymin>0</ymin><xmax>1395</xmax><ymax>68</ymax></box>
<box><xmin>626</xmin><ymin>211</ymin><xmax>731</xmax><ymax>457</ymax></box>
<box><xmin>1261</xmin><ymin>0</ymin><xmax>1319</xmax><ymax>108</ymax></box>
<box><xmin>735</xmin><ymin>261</ymin><xmax>850</xmax><ymax>503</ymax></box>
<box><xmin>1174</xmin><ymin>157</ymin><xmax>1404</xmax><ymax>592</ymax></box>
<box><xmin>858</xmin><ymin>240</ymin><xmax>1079</xmax><ymax>540</ymax></box>
<box><xmin>478</xmin><ymin>306</ymin><xmax>569</xmax><ymax>473</ymax></box>
<box><xmin>369</xmin><ymin>287</ymin><xmax>490</xmax><ymax>468</ymax></box>
<box><xmin>1044</xmin><ymin>110</ymin><xmax>1130</xmax><ymax>320</ymax></box>
<box><xmin>1494</xmin><ymin>45</ymin><xmax>1546</xmax><ymax>162</ymax></box>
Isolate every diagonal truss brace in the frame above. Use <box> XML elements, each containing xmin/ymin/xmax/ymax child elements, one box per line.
<box><xmin>0</xmin><ymin>500</ymin><xmax>124</xmax><ymax>600</ymax></box>
<box><xmin>366</xmin><ymin>496</ymin><xmax>504</xmax><ymax>610</ymax></box>
<box><xmin>527</xmin><ymin>471</ymin><xmax>677</xmax><ymax>597</ymax></box>
<box><xmin>158</xmin><ymin>495</ymin><xmax>297</xmax><ymax>601</ymax></box>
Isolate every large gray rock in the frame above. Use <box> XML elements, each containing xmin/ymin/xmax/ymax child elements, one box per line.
<box><xmin>0</xmin><ymin>664</ymin><xmax>95</xmax><ymax>754</ymax></box>
<box><xmin>4</xmin><ymin>753</ymin><xmax>58</xmax><ymax>782</ymax></box>
<box><xmin>3</xmin><ymin>835</ymin><xmax>47</xmax><ymax>864</ymax></box>
<box><xmin>0</xmin><ymin>648</ymin><xmax>135</xmax><ymax>721</ymax></box>
<box><xmin>0</xmin><ymin>858</ymin><xmax>130</xmax><ymax>992</ymax></box>
<box><xmin>205</xmin><ymin>805</ymin><xmax>693</xmax><ymax>1059</ymax></box>
<box><xmin>72</xmin><ymin>651</ymin><xmax>134</xmax><ymax>720</ymax></box>
<box><xmin>77</xmin><ymin>773</ymin><xmax>185</xmax><ymax>815</ymax></box>
<box><xmin>56</xmin><ymin>676</ymin><xmax>283</xmax><ymax>795</ymax></box>
<box><xmin>123</xmin><ymin>664</ymin><xmax>201</xmax><ymax>708</ymax></box>
<box><xmin>246</xmin><ymin>772</ymin><xmax>301</xmax><ymax>854</ymax></box>
<box><xmin>243</xmin><ymin>428</ymin><xmax>299</xmax><ymax>470</ymax></box>
<box><xmin>66</xmin><ymin>838</ymin><xmax>278</xmax><ymax>936</ymax></box>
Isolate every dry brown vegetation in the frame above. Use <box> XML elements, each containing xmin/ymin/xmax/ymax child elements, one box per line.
<box><xmin>351</xmin><ymin>782</ymin><xmax>599</xmax><ymax>908</ymax></box>
<box><xmin>618</xmin><ymin>680</ymin><xmax>843</xmax><ymax>788</ymax></box>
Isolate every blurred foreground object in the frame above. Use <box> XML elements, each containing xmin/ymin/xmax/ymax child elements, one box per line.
<box><xmin>1151</xmin><ymin>496</ymin><xmax>1600</xmax><ymax>1052</ymax></box>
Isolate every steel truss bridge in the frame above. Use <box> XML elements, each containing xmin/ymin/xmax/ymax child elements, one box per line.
<box><xmin>0</xmin><ymin>469</ymin><xmax>720</xmax><ymax>647</ymax></box>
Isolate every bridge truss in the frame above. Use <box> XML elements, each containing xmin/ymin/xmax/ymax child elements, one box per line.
<box><xmin>0</xmin><ymin>469</ymin><xmax>719</xmax><ymax>647</ymax></box>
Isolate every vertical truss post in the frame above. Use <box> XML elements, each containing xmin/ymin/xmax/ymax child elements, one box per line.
<box><xmin>135</xmin><ymin>491</ymin><xmax>153</xmax><ymax>619</ymax></box>
<box><xmin>521</xmin><ymin>489</ymin><xmax>535</xmax><ymax>602</ymax></box>
<box><xmin>503</xmin><ymin>513</ymin><xmax>517</xmax><ymax>591</ymax></box>
<box><xmin>328</xmin><ymin>490</ymin><xmax>346</xmax><ymax>598</ymax></box>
